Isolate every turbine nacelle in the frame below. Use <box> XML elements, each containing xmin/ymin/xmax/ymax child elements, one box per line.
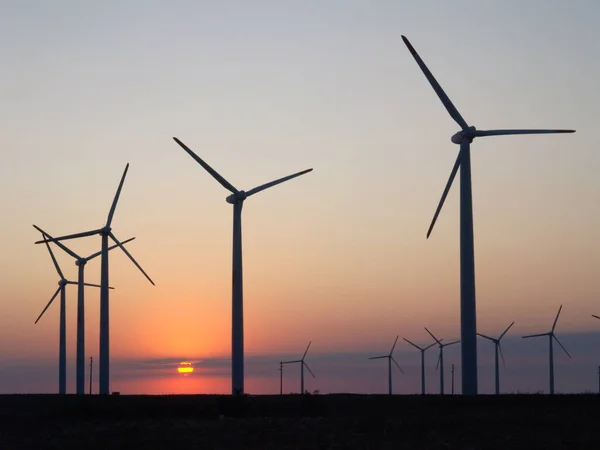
<box><xmin>451</xmin><ymin>126</ymin><xmax>476</xmax><ymax>144</ymax></box>
<box><xmin>100</xmin><ymin>226</ymin><xmax>112</xmax><ymax>235</ymax></box>
<box><xmin>226</xmin><ymin>191</ymin><xmax>247</xmax><ymax>204</ymax></box>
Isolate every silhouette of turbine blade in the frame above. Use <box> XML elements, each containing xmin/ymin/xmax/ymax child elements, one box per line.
<box><xmin>302</xmin><ymin>342</ymin><xmax>312</xmax><ymax>360</ymax></box>
<box><xmin>476</xmin><ymin>332</ymin><xmax>494</xmax><ymax>342</ymax></box>
<box><xmin>172</xmin><ymin>137</ymin><xmax>238</xmax><ymax>194</ymax></box>
<box><xmin>282</xmin><ymin>359</ymin><xmax>301</xmax><ymax>364</ymax></box>
<box><xmin>35</xmin><ymin>228</ymin><xmax>102</xmax><ymax>244</ymax></box>
<box><xmin>245</xmin><ymin>169</ymin><xmax>313</xmax><ymax>198</ymax></box>
<box><xmin>424</xmin><ymin>341</ymin><xmax>437</xmax><ymax>351</ymax></box>
<box><xmin>391</xmin><ymin>356</ymin><xmax>404</xmax><ymax>374</ymax></box>
<box><xmin>424</xmin><ymin>327</ymin><xmax>441</xmax><ymax>344</ymax></box>
<box><xmin>498</xmin><ymin>343</ymin><xmax>507</xmax><ymax>368</ymax></box>
<box><xmin>86</xmin><ymin>237</ymin><xmax>136</xmax><ymax>262</ymax></box>
<box><xmin>553</xmin><ymin>335</ymin><xmax>572</xmax><ymax>359</ymax></box>
<box><xmin>552</xmin><ymin>305</ymin><xmax>563</xmax><ymax>332</ymax></box>
<box><xmin>33</xmin><ymin>226</ymin><xmax>81</xmax><ymax>260</ymax></box>
<box><xmin>41</xmin><ymin>232</ymin><xmax>64</xmax><ymax>279</ymax></box>
<box><xmin>389</xmin><ymin>335</ymin><xmax>399</xmax><ymax>355</ymax></box>
<box><xmin>303</xmin><ymin>362</ymin><xmax>316</xmax><ymax>378</ymax></box>
<box><xmin>66</xmin><ymin>280</ymin><xmax>115</xmax><ymax>290</ymax></box>
<box><xmin>499</xmin><ymin>321</ymin><xmax>515</xmax><ymax>340</ymax></box>
<box><xmin>35</xmin><ymin>287</ymin><xmax>61</xmax><ymax>324</ymax></box>
<box><xmin>109</xmin><ymin>232</ymin><xmax>155</xmax><ymax>286</ymax></box>
<box><xmin>522</xmin><ymin>332</ymin><xmax>548</xmax><ymax>339</ymax></box>
<box><xmin>369</xmin><ymin>355</ymin><xmax>388</xmax><ymax>360</ymax></box>
<box><xmin>445</xmin><ymin>340</ymin><xmax>460</xmax><ymax>347</ymax></box>
<box><xmin>426</xmin><ymin>149</ymin><xmax>462</xmax><ymax>239</ymax></box>
<box><xmin>435</xmin><ymin>351</ymin><xmax>441</xmax><ymax>370</ymax></box>
<box><xmin>401</xmin><ymin>35</ymin><xmax>469</xmax><ymax>130</ymax></box>
<box><xmin>475</xmin><ymin>129</ymin><xmax>575</xmax><ymax>138</ymax></box>
<box><xmin>593</xmin><ymin>314</ymin><xmax>600</xmax><ymax>320</ymax></box>
<box><xmin>403</xmin><ymin>338</ymin><xmax>422</xmax><ymax>351</ymax></box>
<box><xmin>106</xmin><ymin>163</ymin><xmax>129</xmax><ymax>227</ymax></box>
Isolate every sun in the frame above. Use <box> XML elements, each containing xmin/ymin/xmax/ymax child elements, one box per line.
<box><xmin>177</xmin><ymin>361</ymin><xmax>194</xmax><ymax>375</ymax></box>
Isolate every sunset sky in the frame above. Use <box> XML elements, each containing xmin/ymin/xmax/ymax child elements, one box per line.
<box><xmin>1</xmin><ymin>0</ymin><xmax>599</xmax><ymax>395</ymax></box>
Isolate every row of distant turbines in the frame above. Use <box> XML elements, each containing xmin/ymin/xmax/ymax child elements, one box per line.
<box><xmin>34</xmin><ymin>35</ymin><xmax>577</xmax><ymax>396</ymax></box>
<box><xmin>281</xmin><ymin>308</ymin><xmax>599</xmax><ymax>396</ymax></box>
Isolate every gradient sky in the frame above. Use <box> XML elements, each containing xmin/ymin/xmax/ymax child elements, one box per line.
<box><xmin>1</xmin><ymin>0</ymin><xmax>599</xmax><ymax>395</ymax></box>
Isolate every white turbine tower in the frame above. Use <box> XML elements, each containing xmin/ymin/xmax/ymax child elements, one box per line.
<box><xmin>522</xmin><ymin>305</ymin><xmax>571</xmax><ymax>394</ymax></box>
<box><xmin>477</xmin><ymin>321</ymin><xmax>514</xmax><ymax>395</ymax></box>
<box><xmin>369</xmin><ymin>335</ymin><xmax>404</xmax><ymax>395</ymax></box>
<box><xmin>282</xmin><ymin>342</ymin><xmax>315</xmax><ymax>395</ymax></box>
<box><xmin>425</xmin><ymin>327</ymin><xmax>459</xmax><ymax>395</ymax></box>
<box><xmin>34</xmin><ymin>225</ymin><xmax>134</xmax><ymax>395</ymax></box>
<box><xmin>401</xmin><ymin>35</ymin><xmax>575</xmax><ymax>395</ymax></box>
<box><xmin>35</xmin><ymin>232</ymin><xmax>106</xmax><ymax>395</ymax></box>
<box><xmin>173</xmin><ymin>137</ymin><xmax>313</xmax><ymax>396</ymax></box>
<box><xmin>35</xmin><ymin>164</ymin><xmax>155</xmax><ymax>395</ymax></box>
<box><xmin>403</xmin><ymin>338</ymin><xmax>436</xmax><ymax>395</ymax></box>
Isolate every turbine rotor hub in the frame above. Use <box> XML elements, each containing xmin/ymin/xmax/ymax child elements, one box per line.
<box><xmin>58</xmin><ymin>279</ymin><xmax>67</xmax><ymax>286</ymax></box>
<box><xmin>226</xmin><ymin>191</ymin><xmax>247</xmax><ymax>204</ymax></box>
<box><xmin>75</xmin><ymin>259</ymin><xmax>86</xmax><ymax>267</ymax></box>
<box><xmin>451</xmin><ymin>126</ymin><xmax>477</xmax><ymax>144</ymax></box>
<box><xmin>100</xmin><ymin>226</ymin><xmax>112</xmax><ymax>235</ymax></box>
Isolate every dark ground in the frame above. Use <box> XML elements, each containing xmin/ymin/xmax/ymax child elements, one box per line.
<box><xmin>1</xmin><ymin>394</ymin><xmax>599</xmax><ymax>449</ymax></box>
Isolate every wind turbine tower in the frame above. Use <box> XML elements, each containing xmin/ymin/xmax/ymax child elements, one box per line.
<box><xmin>173</xmin><ymin>137</ymin><xmax>312</xmax><ymax>396</ymax></box>
<box><xmin>401</xmin><ymin>35</ymin><xmax>575</xmax><ymax>395</ymax></box>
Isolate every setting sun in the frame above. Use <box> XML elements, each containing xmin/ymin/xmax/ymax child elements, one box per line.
<box><xmin>177</xmin><ymin>362</ymin><xmax>194</xmax><ymax>374</ymax></box>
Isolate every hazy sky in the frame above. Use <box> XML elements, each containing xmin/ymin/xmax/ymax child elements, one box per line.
<box><xmin>1</xmin><ymin>0</ymin><xmax>599</xmax><ymax>395</ymax></box>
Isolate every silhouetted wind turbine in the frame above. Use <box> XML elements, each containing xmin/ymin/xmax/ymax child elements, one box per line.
<box><xmin>173</xmin><ymin>137</ymin><xmax>313</xmax><ymax>396</ymax></box>
<box><xmin>35</xmin><ymin>231</ymin><xmax>107</xmax><ymax>395</ymax></box>
<box><xmin>425</xmin><ymin>327</ymin><xmax>459</xmax><ymax>395</ymax></box>
<box><xmin>35</xmin><ymin>164</ymin><xmax>154</xmax><ymax>395</ymax></box>
<box><xmin>403</xmin><ymin>338</ymin><xmax>436</xmax><ymax>395</ymax></box>
<box><xmin>522</xmin><ymin>305</ymin><xmax>571</xmax><ymax>394</ymax></box>
<box><xmin>282</xmin><ymin>342</ymin><xmax>315</xmax><ymax>394</ymax></box>
<box><xmin>369</xmin><ymin>335</ymin><xmax>403</xmax><ymax>395</ymax></box>
<box><xmin>477</xmin><ymin>321</ymin><xmax>514</xmax><ymax>395</ymax></box>
<box><xmin>33</xmin><ymin>225</ymin><xmax>133</xmax><ymax>395</ymax></box>
<box><xmin>402</xmin><ymin>35</ymin><xmax>575</xmax><ymax>395</ymax></box>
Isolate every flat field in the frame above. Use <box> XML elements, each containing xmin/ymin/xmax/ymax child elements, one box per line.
<box><xmin>1</xmin><ymin>394</ymin><xmax>598</xmax><ymax>449</ymax></box>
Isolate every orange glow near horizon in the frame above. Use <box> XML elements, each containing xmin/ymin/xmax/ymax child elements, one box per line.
<box><xmin>177</xmin><ymin>362</ymin><xmax>194</xmax><ymax>374</ymax></box>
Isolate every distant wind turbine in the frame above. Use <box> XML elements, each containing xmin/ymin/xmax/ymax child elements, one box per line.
<box><xmin>369</xmin><ymin>335</ymin><xmax>404</xmax><ymax>395</ymax></box>
<box><xmin>173</xmin><ymin>137</ymin><xmax>313</xmax><ymax>396</ymax></box>
<box><xmin>33</xmin><ymin>225</ymin><xmax>133</xmax><ymax>395</ymax></box>
<box><xmin>35</xmin><ymin>231</ymin><xmax>107</xmax><ymax>395</ymax></box>
<box><xmin>401</xmin><ymin>35</ymin><xmax>575</xmax><ymax>395</ymax></box>
<box><xmin>425</xmin><ymin>327</ymin><xmax>459</xmax><ymax>395</ymax></box>
<box><xmin>35</xmin><ymin>164</ymin><xmax>155</xmax><ymax>395</ymax></box>
<box><xmin>522</xmin><ymin>305</ymin><xmax>571</xmax><ymax>394</ymax></box>
<box><xmin>403</xmin><ymin>338</ymin><xmax>437</xmax><ymax>395</ymax></box>
<box><xmin>282</xmin><ymin>342</ymin><xmax>315</xmax><ymax>395</ymax></box>
<box><xmin>477</xmin><ymin>321</ymin><xmax>515</xmax><ymax>395</ymax></box>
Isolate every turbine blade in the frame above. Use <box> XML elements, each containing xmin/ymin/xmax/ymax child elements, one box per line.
<box><xmin>522</xmin><ymin>332</ymin><xmax>549</xmax><ymax>339</ymax></box>
<box><xmin>424</xmin><ymin>342</ymin><xmax>437</xmax><ymax>351</ymax></box>
<box><xmin>82</xmin><ymin>282</ymin><xmax>103</xmax><ymax>288</ymax></box>
<box><xmin>498</xmin><ymin>343</ymin><xmax>507</xmax><ymax>368</ymax></box>
<box><xmin>552</xmin><ymin>305</ymin><xmax>563</xmax><ymax>332</ymax></box>
<box><xmin>282</xmin><ymin>360</ymin><xmax>301</xmax><ymax>364</ymax></box>
<box><xmin>389</xmin><ymin>335</ymin><xmax>399</xmax><ymax>355</ymax></box>
<box><xmin>33</xmin><ymin>226</ymin><xmax>80</xmax><ymax>260</ymax></box>
<box><xmin>499</xmin><ymin>321</ymin><xmax>515</xmax><ymax>340</ymax></box>
<box><xmin>553</xmin><ymin>335</ymin><xmax>572</xmax><ymax>359</ymax></box>
<box><xmin>424</xmin><ymin>327</ymin><xmax>441</xmax><ymax>344</ymax></box>
<box><xmin>401</xmin><ymin>36</ymin><xmax>469</xmax><ymax>130</ymax></box>
<box><xmin>303</xmin><ymin>362</ymin><xmax>316</xmax><ymax>378</ymax></box>
<box><xmin>444</xmin><ymin>340</ymin><xmax>460</xmax><ymax>347</ymax></box>
<box><xmin>302</xmin><ymin>341</ymin><xmax>311</xmax><ymax>360</ymax></box>
<box><xmin>41</xmin><ymin>232</ymin><xmax>64</xmax><ymax>279</ymax></box>
<box><xmin>475</xmin><ymin>129</ymin><xmax>575</xmax><ymax>138</ymax></box>
<box><xmin>35</xmin><ymin>287</ymin><xmax>61</xmax><ymax>324</ymax></box>
<box><xmin>35</xmin><ymin>228</ymin><xmax>102</xmax><ymax>244</ymax></box>
<box><xmin>109</xmin><ymin>233</ymin><xmax>155</xmax><ymax>286</ymax></box>
<box><xmin>87</xmin><ymin>237</ymin><xmax>136</xmax><ymax>262</ymax></box>
<box><xmin>369</xmin><ymin>355</ymin><xmax>388</xmax><ymax>360</ymax></box>
<box><xmin>477</xmin><ymin>333</ymin><xmax>495</xmax><ymax>342</ymax></box>
<box><xmin>245</xmin><ymin>169</ymin><xmax>313</xmax><ymax>198</ymax></box>
<box><xmin>391</xmin><ymin>356</ymin><xmax>404</xmax><ymax>374</ymax></box>
<box><xmin>403</xmin><ymin>338</ymin><xmax>422</xmax><ymax>351</ymax></box>
<box><xmin>173</xmin><ymin>137</ymin><xmax>238</xmax><ymax>194</ymax></box>
<box><xmin>593</xmin><ymin>314</ymin><xmax>600</xmax><ymax>320</ymax></box>
<box><xmin>426</xmin><ymin>149</ymin><xmax>462</xmax><ymax>239</ymax></box>
<box><xmin>106</xmin><ymin>163</ymin><xmax>129</xmax><ymax>227</ymax></box>
<box><xmin>435</xmin><ymin>351</ymin><xmax>441</xmax><ymax>371</ymax></box>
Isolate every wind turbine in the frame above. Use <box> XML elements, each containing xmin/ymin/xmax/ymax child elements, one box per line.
<box><xmin>401</xmin><ymin>35</ymin><xmax>575</xmax><ymax>395</ymax></box>
<box><xmin>369</xmin><ymin>335</ymin><xmax>404</xmax><ymax>395</ymax></box>
<box><xmin>282</xmin><ymin>342</ymin><xmax>315</xmax><ymax>395</ymax></box>
<box><xmin>35</xmin><ymin>231</ymin><xmax>107</xmax><ymax>395</ymax></box>
<box><xmin>522</xmin><ymin>305</ymin><xmax>571</xmax><ymax>395</ymax></box>
<box><xmin>425</xmin><ymin>327</ymin><xmax>460</xmax><ymax>395</ymax></box>
<box><xmin>33</xmin><ymin>225</ymin><xmax>134</xmax><ymax>395</ymax></box>
<box><xmin>35</xmin><ymin>164</ymin><xmax>155</xmax><ymax>395</ymax></box>
<box><xmin>403</xmin><ymin>337</ymin><xmax>436</xmax><ymax>395</ymax></box>
<box><xmin>477</xmin><ymin>321</ymin><xmax>514</xmax><ymax>395</ymax></box>
<box><xmin>173</xmin><ymin>137</ymin><xmax>313</xmax><ymax>396</ymax></box>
